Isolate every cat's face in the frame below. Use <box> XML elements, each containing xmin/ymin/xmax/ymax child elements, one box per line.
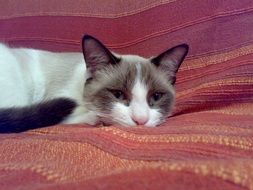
<box><xmin>82</xmin><ymin>35</ymin><xmax>188</xmax><ymax>127</ymax></box>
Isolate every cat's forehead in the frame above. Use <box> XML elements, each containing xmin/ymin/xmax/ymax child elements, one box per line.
<box><xmin>119</xmin><ymin>54</ymin><xmax>148</xmax><ymax>63</ymax></box>
<box><xmin>95</xmin><ymin>55</ymin><xmax>171</xmax><ymax>92</ymax></box>
<box><xmin>121</xmin><ymin>55</ymin><xmax>171</xmax><ymax>90</ymax></box>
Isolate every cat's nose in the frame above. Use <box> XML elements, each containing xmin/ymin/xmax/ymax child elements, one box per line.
<box><xmin>132</xmin><ymin>115</ymin><xmax>148</xmax><ymax>125</ymax></box>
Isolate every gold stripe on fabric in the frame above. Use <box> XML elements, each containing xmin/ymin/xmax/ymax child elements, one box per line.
<box><xmin>0</xmin><ymin>140</ymin><xmax>252</xmax><ymax>189</ymax></box>
<box><xmin>101</xmin><ymin>128</ymin><xmax>252</xmax><ymax>150</ymax></box>
<box><xmin>0</xmin><ymin>163</ymin><xmax>61</xmax><ymax>181</ymax></box>
<box><xmin>199</xmin><ymin>103</ymin><xmax>253</xmax><ymax>116</ymax></box>
<box><xmin>182</xmin><ymin>44</ymin><xmax>253</xmax><ymax>71</ymax></box>
<box><xmin>158</xmin><ymin>162</ymin><xmax>251</xmax><ymax>189</ymax></box>
<box><xmin>176</xmin><ymin>77</ymin><xmax>253</xmax><ymax>98</ymax></box>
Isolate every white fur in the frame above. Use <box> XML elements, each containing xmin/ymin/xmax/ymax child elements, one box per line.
<box><xmin>130</xmin><ymin>64</ymin><xmax>149</xmax><ymax>124</ymax></box>
<box><xmin>111</xmin><ymin>103</ymin><xmax>136</xmax><ymax>127</ymax></box>
<box><xmin>118</xmin><ymin>54</ymin><xmax>147</xmax><ymax>63</ymax></box>
<box><xmin>0</xmin><ymin>44</ymin><xmax>96</xmax><ymax>123</ymax></box>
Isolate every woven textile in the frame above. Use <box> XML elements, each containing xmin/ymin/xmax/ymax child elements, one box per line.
<box><xmin>0</xmin><ymin>0</ymin><xmax>253</xmax><ymax>189</ymax></box>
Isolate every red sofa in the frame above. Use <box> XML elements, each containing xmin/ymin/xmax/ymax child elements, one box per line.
<box><xmin>0</xmin><ymin>1</ymin><xmax>253</xmax><ymax>189</ymax></box>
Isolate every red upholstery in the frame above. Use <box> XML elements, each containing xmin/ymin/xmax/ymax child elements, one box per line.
<box><xmin>0</xmin><ymin>1</ymin><xmax>253</xmax><ymax>189</ymax></box>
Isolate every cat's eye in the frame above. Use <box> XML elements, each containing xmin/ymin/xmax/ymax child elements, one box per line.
<box><xmin>151</xmin><ymin>92</ymin><xmax>164</xmax><ymax>101</ymax></box>
<box><xmin>109</xmin><ymin>89</ymin><xmax>126</xmax><ymax>100</ymax></box>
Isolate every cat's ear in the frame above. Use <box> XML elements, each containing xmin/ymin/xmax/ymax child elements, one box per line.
<box><xmin>82</xmin><ymin>35</ymin><xmax>120</xmax><ymax>75</ymax></box>
<box><xmin>151</xmin><ymin>44</ymin><xmax>189</xmax><ymax>85</ymax></box>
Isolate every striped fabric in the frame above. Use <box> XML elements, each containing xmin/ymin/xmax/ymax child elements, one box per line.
<box><xmin>0</xmin><ymin>0</ymin><xmax>253</xmax><ymax>189</ymax></box>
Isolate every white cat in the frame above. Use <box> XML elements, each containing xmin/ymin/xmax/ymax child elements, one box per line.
<box><xmin>0</xmin><ymin>35</ymin><xmax>188</xmax><ymax>133</ymax></box>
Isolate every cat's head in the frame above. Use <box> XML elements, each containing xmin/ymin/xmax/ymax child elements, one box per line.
<box><xmin>82</xmin><ymin>35</ymin><xmax>188</xmax><ymax>127</ymax></box>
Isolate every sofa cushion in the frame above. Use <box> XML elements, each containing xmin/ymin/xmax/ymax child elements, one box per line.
<box><xmin>0</xmin><ymin>0</ymin><xmax>253</xmax><ymax>189</ymax></box>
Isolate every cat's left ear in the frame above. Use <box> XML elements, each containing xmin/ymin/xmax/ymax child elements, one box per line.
<box><xmin>151</xmin><ymin>44</ymin><xmax>189</xmax><ymax>85</ymax></box>
<box><xmin>82</xmin><ymin>35</ymin><xmax>120</xmax><ymax>75</ymax></box>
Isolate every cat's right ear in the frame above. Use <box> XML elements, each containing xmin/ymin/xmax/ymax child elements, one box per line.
<box><xmin>82</xmin><ymin>35</ymin><xmax>120</xmax><ymax>75</ymax></box>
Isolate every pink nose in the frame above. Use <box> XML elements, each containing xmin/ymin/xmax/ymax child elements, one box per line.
<box><xmin>132</xmin><ymin>115</ymin><xmax>148</xmax><ymax>125</ymax></box>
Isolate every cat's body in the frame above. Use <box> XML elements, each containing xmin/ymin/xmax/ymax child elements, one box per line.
<box><xmin>0</xmin><ymin>44</ymin><xmax>85</xmax><ymax>107</ymax></box>
<box><xmin>0</xmin><ymin>44</ymin><xmax>96</xmax><ymax>126</ymax></box>
<box><xmin>0</xmin><ymin>35</ymin><xmax>188</xmax><ymax>133</ymax></box>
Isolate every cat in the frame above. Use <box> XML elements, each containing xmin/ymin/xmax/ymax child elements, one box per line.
<box><xmin>0</xmin><ymin>35</ymin><xmax>189</xmax><ymax>133</ymax></box>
